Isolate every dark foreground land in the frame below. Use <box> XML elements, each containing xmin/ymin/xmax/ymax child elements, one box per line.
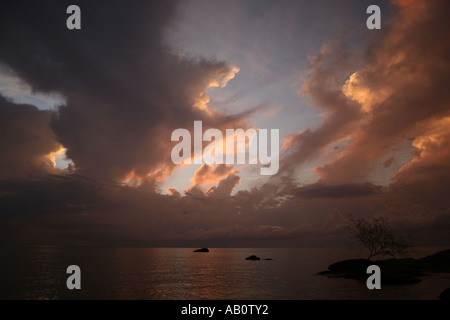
<box><xmin>319</xmin><ymin>249</ymin><xmax>450</xmax><ymax>285</ymax></box>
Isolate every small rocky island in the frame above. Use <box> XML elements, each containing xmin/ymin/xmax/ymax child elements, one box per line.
<box><xmin>193</xmin><ymin>248</ymin><xmax>209</xmax><ymax>252</ymax></box>
<box><xmin>245</xmin><ymin>255</ymin><xmax>273</xmax><ymax>261</ymax></box>
<box><xmin>319</xmin><ymin>249</ymin><xmax>450</xmax><ymax>285</ymax></box>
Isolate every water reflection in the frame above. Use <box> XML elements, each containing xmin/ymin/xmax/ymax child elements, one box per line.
<box><xmin>0</xmin><ymin>246</ymin><xmax>449</xmax><ymax>300</ymax></box>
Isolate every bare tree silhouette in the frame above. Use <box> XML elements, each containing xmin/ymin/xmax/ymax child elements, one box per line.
<box><xmin>346</xmin><ymin>214</ymin><xmax>414</xmax><ymax>260</ymax></box>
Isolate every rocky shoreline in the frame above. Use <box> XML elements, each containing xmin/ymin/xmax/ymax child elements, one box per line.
<box><xmin>319</xmin><ymin>249</ymin><xmax>450</xmax><ymax>286</ymax></box>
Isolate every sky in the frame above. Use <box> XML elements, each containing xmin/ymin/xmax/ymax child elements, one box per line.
<box><xmin>0</xmin><ymin>0</ymin><xmax>449</xmax><ymax>247</ymax></box>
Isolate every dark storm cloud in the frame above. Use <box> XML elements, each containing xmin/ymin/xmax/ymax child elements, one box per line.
<box><xmin>0</xmin><ymin>0</ymin><xmax>244</xmax><ymax>181</ymax></box>
<box><xmin>0</xmin><ymin>174</ymin><xmax>108</xmax><ymax>219</ymax></box>
<box><xmin>0</xmin><ymin>94</ymin><xmax>60</xmax><ymax>179</ymax></box>
<box><xmin>0</xmin><ymin>0</ymin><xmax>253</xmax><ymax>245</ymax></box>
<box><xmin>290</xmin><ymin>183</ymin><xmax>382</xmax><ymax>199</ymax></box>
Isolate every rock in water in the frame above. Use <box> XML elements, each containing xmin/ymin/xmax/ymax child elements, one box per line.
<box><xmin>245</xmin><ymin>255</ymin><xmax>261</xmax><ymax>260</ymax></box>
<box><xmin>193</xmin><ymin>248</ymin><xmax>209</xmax><ymax>252</ymax></box>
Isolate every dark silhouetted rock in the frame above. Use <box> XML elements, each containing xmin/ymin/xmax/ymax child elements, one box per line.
<box><xmin>319</xmin><ymin>248</ymin><xmax>450</xmax><ymax>286</ymax></box>
<box><xmin>321</xmin><ymin>258</ymin><xmax>422</xmax><ymax>284</ymax></box>
<box><xmin>439</xmin><ymin>288</ymin><xmax>450</xmax><ymax>300</ymax></box>
<box><xmin>376</xmin><ymin>258</ymin><xmax>422</xmax><ymax>285</ymax></box>
<box><xmin>328</xmin><ymin>259</ymin><xmax>372</xmax><ymax>276</ymax></box>
<box><xmin>193</xmin><ymin>248</ymin><xmax>209</xmax><ymax>252</ymax></box>
<box><xmin>263</xmin><ymin>258</ymin><xmax>273</xmax><ymax>260</ymax></box>
<box><xmin>417</xmin><ymin>249</ymin><xmax>450</xmax><ymax>272</ymax></box>
<box><xmin>245</xmin><ymin>255</ymin><xmax>260</xmax><ymax>260</ymax></box>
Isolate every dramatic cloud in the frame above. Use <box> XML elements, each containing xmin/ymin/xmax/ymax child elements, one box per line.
<box><xmin>392</xmin><ymin>117</ymin><xmax>450</xmax><ymax>208</ymax></box>
<box><xmin>0</xmin><ymin>1</ymin><xmax>246</xmax><ymax>182</ymax></box>
<box><xmin>0</xmin><ymin>0</ymin><xmax>449</xmax><ymax>247</ymax></box>
<box><xmin>277</xmin><ymin>39</ymin><xmax>364</xmax><ymax>179</ymax></box>
<box><xmin>190</xmin><ymin>164</ymin><xmax>236</xmax><ymax>187</ymax></box>
<box><xmin>290</xmin><ymin>183</ymin><xmax>382</xmax><ymax>199</ymax></box>
<box><xmin>283</xmin><ymin>0</ymin><xmax>450</xmax><ymax>187</ymax></box>
<box><xmin>206</xmin><ymin>174</ymin><xmax>241</xmax><ymax>198</ymax></box>
<box><xmin>167</xmin><ymin>188</ymin><xmax>182</xmax><ymax>197</ymax></box>
<box><xmin>0</xmin><ymin>95</ymin><xmax>60</xmax><ymax>179</ymax></box>
<box><xmin>185</xmin><ymin>164</ymin><xmax>240</xmax><ymax>198</ymax></box>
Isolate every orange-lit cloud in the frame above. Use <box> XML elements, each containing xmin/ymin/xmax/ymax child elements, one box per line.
<box><xmin>210</xmin><ymin>65</ymin><xmax>240</xmax><ymax>88</ymax></box>
<box><xmin>121</xmin><ymin>164</ymin><xmax>174</xmax><ymax>187</ymax></box>
<box><xmin>47</xmin><ymin>146</ymin><xmax>67</xmax><ymax>168</ymax></box>
<box><xmin>283</xmin><ymin>0</ymin><xmax>450</xmax><ymax>186</ymax></box>
<box><xmin>190</xmin><ymin>163</ymin><xmax>236</xmax><ymax>186</ymax></box>
<box><xmin>394</xmin><ymin>117</ymin><xmax>450</xmax><ymax>184</ymax></box>
<box><xmin>184</xmin><ymin>163</ymin><xmax>241</xmax><ymax>198</ymax></box>
<box><xmin>193</xmin><ymin>65</ymin><xmax>240</xmax><ymax>112</ymax></box>
<box><xmin>342</xmin><ymin>72</ymin><xmax>392</xmax><ymax>113</ymax></box>
<box><xmin>183</xmin><ymin>124</ymin><xmax>258</xmax><ymax>166</ymax></box>
<box><xmin>167</xmin><ymin>188</ymin><xmax>181</xmax><ymax>197</ymax></box>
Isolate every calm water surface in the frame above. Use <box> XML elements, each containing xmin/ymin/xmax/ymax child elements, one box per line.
<box><xmin>0</xmin><ymin>246</ymin><xmax>449</xmax><ymax>300</ymax></box>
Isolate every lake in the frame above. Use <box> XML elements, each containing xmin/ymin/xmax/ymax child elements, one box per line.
<box><xmin>0</xmin><ymin>246</ymin><xmax>448</xmax><ymax>300</ymax></box>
